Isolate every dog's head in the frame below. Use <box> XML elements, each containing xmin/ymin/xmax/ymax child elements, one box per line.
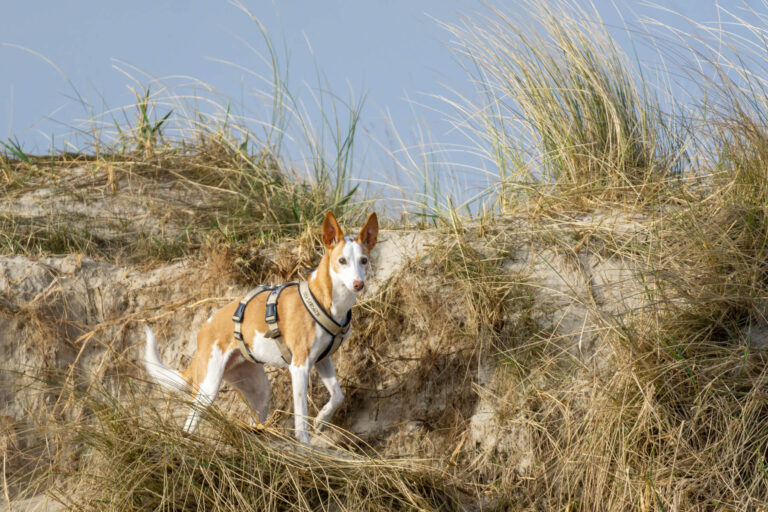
<box><xmin>321</xmin><ymin>211</ymin><xmax>378</xmax><ymax>294</ymax></box>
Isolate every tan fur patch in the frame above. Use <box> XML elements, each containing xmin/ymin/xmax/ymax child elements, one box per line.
<box><xmin>327</xmin><ymin>240</ymin><xmax>346</xmax><ymax>280</ymax></box>
<box><xmin>180</xmin><ymin>249</ymin><xmax>342</xmax><ymax>385</ymax></box>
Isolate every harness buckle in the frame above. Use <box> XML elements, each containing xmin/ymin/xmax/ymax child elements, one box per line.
<box><xmin>264</xmin><ymin>302</ymin><xmax>277</xmax><ymax>324</ymax></box>
<box><xmin>264</xmin><ymin>327</ymin><xmax>281</xmax><ymax>339</ymax></box>
<box><xmin>232</xmin><ymin>302</ymin><xmax>247</xmax><ymax>323</ymax></box>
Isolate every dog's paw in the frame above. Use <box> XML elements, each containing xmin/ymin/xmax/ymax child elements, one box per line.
<box><xmin>245</xmin><ymin>424</ymin><xmax>268</xmax><ymax>436</ymax></box>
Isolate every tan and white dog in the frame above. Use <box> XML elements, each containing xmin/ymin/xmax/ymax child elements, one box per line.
<box><xmin>143</xmin><ymin>211</ymin><xmax>378</xmax><ymax>443</ymax></box>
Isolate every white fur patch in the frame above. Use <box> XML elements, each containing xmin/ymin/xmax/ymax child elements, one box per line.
<box><xmin>329</xmin><ymin>240</ymin><xmax>368</xmax><ymax>321</ymax></box>
<box><xmin>246</xmin><ymin>329</ymin><xmax>291</xmax><ymax>367</ymax></box>
<box><xmin>198</xmin><ymin>345</ymin><xmax>225</xmax><ymax>403</ymax></box>
<box><xmin>183</xmin><ymin>344</ymin><xmax>230</xmax><ymax>432</ymax></box>
<box><xmin>143</xmin><ymin>325</ymin><xmax>187</xmax><ymax>392</ymax></box>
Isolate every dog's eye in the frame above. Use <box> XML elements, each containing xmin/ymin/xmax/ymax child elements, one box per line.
<box><xmin>361</xmin><ymin>257</ymin><xmax>368</xmax><ymax>265</ymax></box>
<box><xmin>338</xmin><ymin>257</ymin><xmax>347</xmax><ymax>265</ymax></box>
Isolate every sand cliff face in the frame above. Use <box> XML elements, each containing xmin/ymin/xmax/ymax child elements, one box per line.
<box><xmin>0</xmin><ymin>215</ymin><xmax>665</xmax><ymax>467</ymax></box>
<box><xmin>5</xmin><ymin>204</ymin><xmax>768</xmax><ymax>509</ymax></box>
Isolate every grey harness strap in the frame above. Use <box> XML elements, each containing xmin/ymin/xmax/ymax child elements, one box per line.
<box><xmin>232</xmin><ymin>283</ymin><xmax>295</xmax><ymax>365</ymax></box>
<box><xmin>232</xmin><ymin>281</ymin><xmax>351</xmax><ymax>366</ymax></box>
<box><xmin>232</xmin><ymin>285</ymin><xmax>270</xmax><ymax>343</ymax></box>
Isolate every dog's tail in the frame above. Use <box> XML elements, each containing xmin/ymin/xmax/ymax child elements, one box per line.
<box><xmin>143</xmin><ymin>325</ymin><xmax>188</xmax><ymax>392</ymax></box>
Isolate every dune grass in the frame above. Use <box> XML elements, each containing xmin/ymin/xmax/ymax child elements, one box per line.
<box><xmin>5</xmin><ymin>369</ymin><xmax>463</xmax><ymax>512</ymax></box>
<box><xmin>440</xmin><ymin>0</ymin><xmax>691</xmax><ymax>211</ymax></box>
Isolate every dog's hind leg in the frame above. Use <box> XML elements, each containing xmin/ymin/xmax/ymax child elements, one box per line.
<box><xmin>313</xmin><ymin>357</ymin><xmax>344</xmax><ymax>431</ymax></box>
<box><xmin>183</xmin><ymin>345</ymin><xmax>230</xmax><ymax>433</ymax></box>
<box><xmin>224</xmin><ymin>358</ymin><xmax>271</xmax><ymax>426</ymax></box>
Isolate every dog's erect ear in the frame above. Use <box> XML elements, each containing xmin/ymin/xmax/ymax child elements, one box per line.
<box><xmin>357</xmin><ymin>212</ymin><xmax>378</xmax><ymax>250</ymax></box>
<box><xmin>322</xmin><ymin>211</ymin><xmax>344</xmax><ymax>248</ymax></box>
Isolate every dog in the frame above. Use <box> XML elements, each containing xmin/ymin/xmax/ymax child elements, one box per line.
<box><xmin>143</xmin><ymin>211</ymin><xmax>378</xmax><ymax>443</ymax></box>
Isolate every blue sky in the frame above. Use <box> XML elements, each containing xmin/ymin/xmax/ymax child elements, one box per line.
<box><xmin>0</xmin><ymin>1</ymin><xmax>764</xmax><ymax>205</ymax></box>
<box><xmin>0</xmin><ymin>1</ymin><xmax>473</xmax><ymax>151</ymax></box>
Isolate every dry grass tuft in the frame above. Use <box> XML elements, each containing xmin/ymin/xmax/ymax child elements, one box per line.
<box><xmin>0</xmin><ymin>137</ymin><xmax>365</xmax><ymax>264</ymax></box>
<box><xmin>10</xmin><ymin>372</ymin><xmax>464</xmax><ymax>512</ymax></box>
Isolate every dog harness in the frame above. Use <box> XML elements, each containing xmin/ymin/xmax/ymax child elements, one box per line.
<box><xmin>232</xmin><ymin>281</ymin><xmax>351</xmax><ymax>365</ymax></box>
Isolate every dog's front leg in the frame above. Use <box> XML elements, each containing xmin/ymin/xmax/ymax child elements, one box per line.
<box><xmin>313</xmin><ymin>357</ymin><xmax>344</xmax><ymax>431</ymax></box>
<box><xmin>289</xmin><ymin>362</ymin><xmax>311</xmax><ymax>443</ymax></box>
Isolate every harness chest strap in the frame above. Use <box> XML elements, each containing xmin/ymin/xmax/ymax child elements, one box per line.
<box><xmin>297</xmin><ymin>281</ymin><xmax>351</xmax><ymax>361</ymax></box>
